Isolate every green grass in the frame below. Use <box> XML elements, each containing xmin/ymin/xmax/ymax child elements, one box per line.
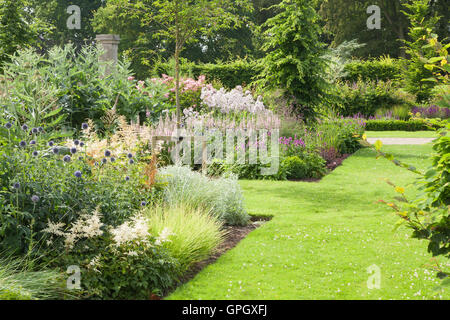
<box><xmin>365</xmin><ymin>131</ymin><xmax>438</xmax><ymax>138</ymax></box>
<box><xmin>167</xmin><ymin>145</ymin><xmax>449</xmax><ymax>300</ymax></box>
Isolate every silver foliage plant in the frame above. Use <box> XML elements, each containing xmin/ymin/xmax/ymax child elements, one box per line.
<box><xmin>157</xmin><ymin>166</ymin><xmax>249</xmax><ymax>226</ymax></box>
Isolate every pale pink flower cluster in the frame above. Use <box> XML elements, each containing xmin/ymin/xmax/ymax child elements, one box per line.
<box><xmin>150</xmin><ymin>74</ymin><xmax>207</xmax><ymax>94</ymax></box>
<box><xmin>149</xmin><ymin>110</ymin><xmax>281</xmax><ymax>137</ymax></box>
<box><xmin>201</xmin><ymin>85</ymin><xmax>266</xmax><ymax>114</ymax></box>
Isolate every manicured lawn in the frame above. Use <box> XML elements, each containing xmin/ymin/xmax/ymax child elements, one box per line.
<box><xmin>365</xmin><ymin>131</ymin><xmax>438</xmax><ymax>138</ymax></box>
<box><xmin>167</xmin><ymin>145</ymin><xmax>448</xmax><ymax>300</ymax></box>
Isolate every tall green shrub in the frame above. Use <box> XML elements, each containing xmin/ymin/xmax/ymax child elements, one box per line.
<box><xmin>402</xmin><ymin>0</ymin><xmax>441</xmax><ymax>102</ymax></box>
<box><xmin>257</xmin><ymin>0</ymin><xmax>330</xmax><ymax>121</ymax></box>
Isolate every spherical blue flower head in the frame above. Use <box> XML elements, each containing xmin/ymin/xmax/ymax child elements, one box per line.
<box><xmin>74</xmin><ymin>140</ymin><xmax>80</xmax><ymax>146</ymax></box>
<box><xmin>101</xmin><ymin>158</ymin><xmax>108</xmax><ymax>164</ymax></box>
<box><xmin>4</xmin><ymin>122</ymin><xmax>12</xmax><ymax>129</ymax></box>
<box><xmin>110</xmin><ymin>157</ymin><xmax>116</xmax><ymax>162</ymax></box>
<box><xmin>141</xmin><ymin>201</ymin><xmax>147</xmax><ymax>206</ymax></box>
<box><xmin>29</xmin><ymin>140</ymin><xmax>36</xmax><ymax>145</ymax></box>
<box><xmin>31</xmin><ymin>195</ymin><xmax>40</xmax><ymax>203</ymax></box>
<box><xmin>48</xmin><ymin>141</ymin><xmax>54</xmax><ymax>147</ymax></box>
<box><xmin>70</xmin><ymin>147</ymin><xmax>77</xmax><ymax>154</ymax></box>
<box><xmin>32</xmin><ymin>151</ymin><xmax>39</xmax><ymax>157</ymax></box>
<box><xmin>38</xmin><ymin>127</ymin><xmax>43</xmax><ymax>132</ymax></box>
<box><xmin>21</xmin><ymin>124</ymin><xmax>28</xmax><ymax>131</ymax></box>
<box><xmin>104</xmin><ymin>150</ymin><xmax>111</xmax><ymax>157</ymax></box>
<box><xmin>79</xmin><ymin>142</ymin><xmax>85</xmax><ymax>147</ymax></box>
<box><xmin>52</xmin><ymin>147</ymin><xmax>59</xmax><ymax>154</ymax></box>
<box><xmin>19</xmin><ymin>141</ymin><xmax>27</xmax><ymax>147</ymax></box>
<box><xmin>63</xmin><ymin>155</ymin><xmax>71</xmax><ymax>163</ymax></box>
<box><xmin>78</xmin><ymin>156</ymin><xmax>83</xmax><ymax>161</ymax></box>
<box><xmin>32</xmin><ymin>128</ymin><xmax>38</xmax><ymax>134</ymax></box>
<box><xmin>127</xmin><ymin>153</ymin><xmax>133</xmax><ymax>159</ymax></box>
<box><xmin>94</xmin><ymin>162</ymin><xmax>99</xmax><ymax>166</ymax></box>
<box><xmin>129</xmin><ymin>159</ymin><xmax>135</xmax><ymax>165</ymax></box>
<box><xmin>81</xmin><ymin>123</ymin><xmax>88</xmax><ymax>130</ymax></box>
<box><xmin>13</xmin><ymin>182</ymin><xmax>20</xmax><ymax>189</ymax></box>
<box><xmin>74</xmin><ymin>171</ymin><xmax>82</xmax><ymax>178</ymax></box>
<box><xmin>125</xmin><ymin>176</ymin><xmax>130</xmax><ymax>181</ymax></box>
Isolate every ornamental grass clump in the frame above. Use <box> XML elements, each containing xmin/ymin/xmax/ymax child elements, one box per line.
<box><xmin>157</xmin><ymin>166</ymin><xmax>249</xmax><ymax>226</ymax></box>
<box><xmin>145</xmin><ymin>205</ymin><xmax>225</xmax><ymax>270</ymax></box>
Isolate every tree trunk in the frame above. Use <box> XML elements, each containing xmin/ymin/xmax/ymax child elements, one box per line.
<box><xmin>175</xmin><ymin>1</ymin><xmax>181</xmax><ymax>132</ymax></box>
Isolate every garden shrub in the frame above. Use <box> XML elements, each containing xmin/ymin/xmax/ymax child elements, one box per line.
<box><xmin>157</xmin><ymin>166</ymin><xmax>249</xmax><ymax>226</ymax></box>
<box><xmin>365</xmin><ymin>119</ymin><xmax>443</xmax><ymax>131</ymax></box>
<box><xmin>282</xmin><ymin>156</ymin><xmax>308</xmax><ymax>180</ymax></box>
<box><xmin>146</xmin><ymin>205</ymin><xmax>225</xmax><ymax>271</ymax></box>
<box><xmin>0</xmin><ymin>121</ymin><xmax>155</xmax><ymax>254</ymax></box>
<box><xmin>0</xmin><ymin>45</ymin><xmax>163</xmax><ymax>131</ymax></box>
<box><xmin>374</xmin><ymin>121</ymin><xmax>449</xmax><ymax>286</ymax></box>
<box><xmin>152</xmin><ymin>58</ymin><xmax>263</xmax><ymax>90</ymax></box>
<box><xmin>333</xmin><ymin>79</ymin><xmax>410</xmax><ymax>117</ymax></box>
<box><xmin>342</xmin><ymin>57</ymin><xmax>404</xmax><ymax>84</ymax></box>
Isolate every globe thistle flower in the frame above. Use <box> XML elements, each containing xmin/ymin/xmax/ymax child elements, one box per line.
<box><xmin>74</xmin><ymin>140</ymin><xmax>80</xmax><ymax>146</ymax></box>
<box><xmin>48</xmin><ymin>141</ymin><xmax>54</xmax><ymax>147</ymax></box>
<box><xmin>32</xmin><ymin>128</ymin><xmax>38</xmax><ymax>134</ymax></box>
<box><xmin>127</xmin><ymin>153</ymin><xmax>133</xmax><ymax>159</ymax></box>
<box><xmin>31</xmin><ymin>195</ymin><xmax>40</xmax><ymax>203</ymax></box>
<box><xmin>52</xmin><ymin>147</ymin><xmax>59</xmax><ymax>154</ymax></box>
<box><xmin>129</xmin><ymin>159</ymin><xmax>135</xmax><ymax>165</ymax></box>
<box><xmin>13</xmin><ymin>182</ymin><xmax>20</xmax><ymax>189</ymax></box>
<box><xmin>4</xmin><ymin>122</ymin><xmax>12</xmax><ymax>129</ymax></box>
<box><xmin>19</xmin><ymin>141</ymin><xmax>27</xmax><ymax>147</ymax></box>
<box><xmin>104</xmin><ymin>150</ymin><xmax>111</xmax><ymax>157</ymax></box>
<box><xmin>78</xmin><ymin>156</ymin><xmax>83</xmax><ymax>161</ymax></box>
<box><xmin>125</xmin><ymin>176</ymin><xmax>130</xmax><ymax>181</ymax></box>
<box><xmin>79</xmin><ymin>142</ymin><xmax>85</xmax><ymax>147</ymax></box>
<box><xmin>38</xmin><ymin>127</ymin><xmax>44</xmax><ymax>132</ymax></box>
<box><xmin>32</xmin><ymin>151</ymin><xmax>39</xmax><ymax>157</ymax></box>
<box><xmin>141</xmin><ymin>201</ymin><xmax>147</xmax><ymax>206</ymax></box>
<box><xmin>29</xmin><ymin>140</ymin><xmax>36</xmax><ymax>145</ymax></box>
<box><xmin>94</xmin><ymin>162</ymin><xmax>99</xmax><ymax>166</ymax></box>
<box><xmin>110</xmin><ymin>157</ymin><xmax>116</xmax><ymax>162</ymax></box>
<box><xmin>101</xmin><ymin>158</ymin><xmax>108</xmax><ymax>164</ymax></box>
<box><xmin>82</xmin><ymin>123</ymin><xmax>88</xmax><ymax>130</ymax></box>
<box><xmin>74</xmin><ymin>171</ymin><xmax>82</xmax><ymax>178</ymax></box>
<box><xmin>70</xmin><ymin>147</ymin><xmax>77</xmax><ymax>154</ymax></box>
<box><xmin>21</xmin><ymin>124</ymin><xmax>28</xmax><ymax>131</ymax></box>
<box><xmin>63</xmin><ymin>155</ymin><xmax>71</xmax><ymax>163</ymax></box>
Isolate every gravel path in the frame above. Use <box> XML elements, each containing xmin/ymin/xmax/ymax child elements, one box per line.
<box><xmin>367</xmin><ymin>137</ymin><xmax>435</xmax><ymax>145</ymax></box>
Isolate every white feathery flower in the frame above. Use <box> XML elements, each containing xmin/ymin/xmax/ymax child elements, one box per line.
<box><xmin>155</xmin><ymin>227</ymin><xmax>175</xmax><ymax>246</ymax></box>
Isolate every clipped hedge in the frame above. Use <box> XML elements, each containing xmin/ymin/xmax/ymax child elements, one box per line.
<box><xmin>365</xmin><ymin>119</ymin><xmax>442</xmax><ymax>131</ymax></box>
<box><xmin>343</xmin><ymin>58</ymin><xmax>404</xmax><ymax>84</ymax></box>
<box><xmin>152</xmin><ymin>59</ymin><xmax>263</xmax><ymax>89</ymax></box>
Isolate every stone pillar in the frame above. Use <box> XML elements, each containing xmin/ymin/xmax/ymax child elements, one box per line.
<box><xmin>95</xmin><ymin>34</ymin><xmax>120</xmax><ymax>73</ymax></box>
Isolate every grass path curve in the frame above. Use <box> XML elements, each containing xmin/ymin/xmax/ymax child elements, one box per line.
<box><xmin>167</xmin><ymin>145</ymin><xmax>448</xmax><ymax>300</ymax></box>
